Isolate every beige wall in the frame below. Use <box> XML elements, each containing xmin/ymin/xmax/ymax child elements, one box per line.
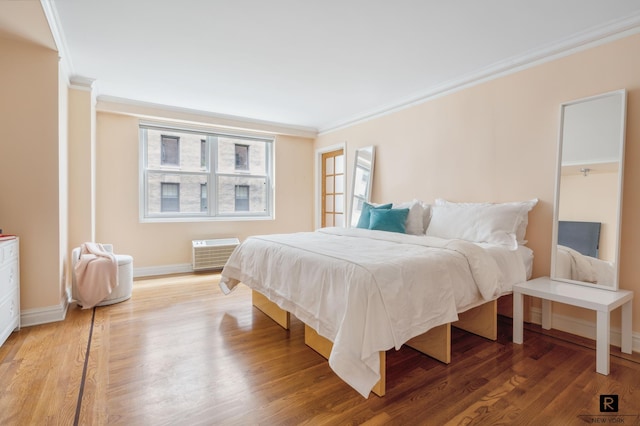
<box><xmin>68</xmin><ymin>86</ymin><xmax>96</xmax><ymax>251</ymax></box>
<box><xmin>94</xmin><ymin>112</ymin><xmax>315</xmax><ymax>269</ymax></box>
<box><xmin>58</xmin><ymin>58</ymin><xmax>69</xmax><ymax>302</ymax></box>
<box><xmin>0</xmin><ymin>36</ymin><xmax>65</xmax><ymax>312</ymax></box>
<box><xmin>315</xmin><ymin>33</ymin><xmax>640</xmax><ymax>336</ymax></box>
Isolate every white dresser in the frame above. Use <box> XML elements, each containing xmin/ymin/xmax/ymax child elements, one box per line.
<box><xmin>0</xmin><ymin>238</ymin><xmax>19</xmax><ymax>347</ymax></box>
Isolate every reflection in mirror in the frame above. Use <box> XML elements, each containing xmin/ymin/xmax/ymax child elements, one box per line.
<box><xmin>551</xmin><ymin>90</ymin><xmax>626</xmax><ymax>290</ymax></box>
<box><xmin>349</xmin><ymin>146</ymin><xmax>375</xmax><ymax>227</ymax></box>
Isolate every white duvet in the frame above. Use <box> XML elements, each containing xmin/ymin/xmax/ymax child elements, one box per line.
<box><xmin>220</xmin><ymin>227</ymin><xmax>527</xmax><ymax>397</ymax></box>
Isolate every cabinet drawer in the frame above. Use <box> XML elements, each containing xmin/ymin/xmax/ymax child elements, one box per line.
<box><xmin>0</xmin><ymin>261</ymin><xmax>19</xmax><ymax>296</ymax></box>
<box><xmin>0</xmin><ymin>289</ymin><xmax>19</xmax><ymax>347</ymax></box>
<box><xmin>0</xmin><ymin>239</ymin><xmax>18</xmax><ymax>266</ymax></box>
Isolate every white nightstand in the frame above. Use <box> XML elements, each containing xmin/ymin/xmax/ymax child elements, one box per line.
<box><xmin>513</xmin><ymin>277</ymin><xmax>633</xmax><ymax>375</ymax></box>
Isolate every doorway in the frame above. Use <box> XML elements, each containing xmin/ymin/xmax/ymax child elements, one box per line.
<box><xmin>320</xmin><ymin>148</ymin><xmax>345</xmax><ymax>228</ymax></box>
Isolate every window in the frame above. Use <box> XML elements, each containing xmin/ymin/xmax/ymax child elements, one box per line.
<box><xmin>161</xmin><ymin>135</ymin><xmax>180</xmax><ymax>166</ymax></box>
<box><xmin>200</xmin><ymin>183</ymin><xmax>207</xmax><ymax>212</ymax></box>
<box><xmin>140</xmin><ymin>124</ymin><xmax>273</xmax><ymax>221</ymax></box>
<box><xmin>235</xmin><ymin>185</ymin><xmax>249</xmax><ymax>211</ymax></box>
<box><xmin>161</xmin><ymin>183</ymin><xmax>180</xmax><ymax>212</ymax></box>
<box><xmin>235</xmin><ymin>144</ymin><xmax>249</xmax><ymax>170</ymax></box>
<box><xmin>200</xmin><ymin>139</ymin><xmax>206</xmax><ymax>168</ymax></box>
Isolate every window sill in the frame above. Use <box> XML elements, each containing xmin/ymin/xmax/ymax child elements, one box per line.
<box><xmin>139</xmin><ymin>215</ymin><xmax>274</xmax><ymax>224</ymax></box>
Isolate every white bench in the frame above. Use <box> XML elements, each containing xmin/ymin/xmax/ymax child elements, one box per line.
<box><xmin>513</xmin><ymin>277</ymin><xmax>633</xmax><ymax>375</ymax></box>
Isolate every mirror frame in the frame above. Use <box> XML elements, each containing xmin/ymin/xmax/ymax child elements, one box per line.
<box><xmin>348</xmin><ymin>146</ymin><xmax>375</xmax><ymax>227</ymax></box>
<box><xmin>550</xmin><ymin>89</ymin><xmax>627</xmax><ymax>291</ymax></box>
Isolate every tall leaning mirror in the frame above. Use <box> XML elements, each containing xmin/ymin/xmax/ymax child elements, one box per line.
<box><xmin>349</xmin><ymin>146</ymin><xmax>375</xmax><ymax>227</ymax></box>
<box><xmin>551</xmin><ymin>89</ymin><xmax>627</xmax><ymax>291</ymax></box>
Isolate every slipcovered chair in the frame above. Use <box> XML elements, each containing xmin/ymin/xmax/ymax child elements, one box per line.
<box><xmin>71</xmin><ymin>244</ymin><xmax>133</xmax><ymax>306</ymax></box>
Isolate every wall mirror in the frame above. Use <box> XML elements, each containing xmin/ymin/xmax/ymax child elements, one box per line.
<box><xmin>349</xmin><ymin>146</ymin><xmax>375</xmax><ymax>227</ymax></box>
<box><xmin>551</xmin><ymin>89</ymin><xmax>627</xmax><ymax>291</ymax></box>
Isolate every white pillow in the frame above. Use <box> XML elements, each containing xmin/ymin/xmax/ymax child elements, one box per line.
<box><xmin>392</xmin><ymin>199</ymin><xmax>425</xmax><ymax>235</ymax></box>
<box><xmin>421</xmin><ymin>202</ymin><xmax>432</xmax><ymax>232</ymax></box>
<box><xmin>427</xmin><ymin>199</ymin><xmax>538</xmax><ymax>249</ymax></box>
<box><xmin>433</xmin><ymin>198</ymin><xmax>538</xmax><ymax>244</ymax></box>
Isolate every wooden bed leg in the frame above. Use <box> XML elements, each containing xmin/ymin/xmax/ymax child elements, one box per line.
<box><xmin>405</xmin><ymin>323</ymin><xmax>451</xmax><ymax>364</ymax></box>
<box><xmin>371</xmin><ymin>351</ymin><xmax>386</xmax><ymax>397</ymax></box>
<box><xmin>303</xmin><ymin>324</ymin><xmax>332</xmax><ymax>358</ymax></box>
<box><xmin>251</xmin><ymin>290</ymin><xmax>290</xmax><ymax>330</ymax></box>
<box><xmin>304</xmin><ymin>324</ymin><xmax>386</xmax><ymax>397</ymax></box>
<box><xmin>400</xmin><ymin>301</ymin><xmax>497</xmax><ymax>366</ymax></box>
<box><xmin>454</xmin><ymin>300</ymin><xmax>497</xmax><ymax>340</ymax></box>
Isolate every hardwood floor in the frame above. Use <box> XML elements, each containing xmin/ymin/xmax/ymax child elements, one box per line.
<box><xmin>1</xmin><ymin>273</ymin><xmax>639</xmax><ymax>425</ymax></box>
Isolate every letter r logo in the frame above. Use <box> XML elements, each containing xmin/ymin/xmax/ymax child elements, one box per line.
<box><xmin>600</xmin><ymin>394</ymin><xmax>618</xmax><ymax>412</ymax></box>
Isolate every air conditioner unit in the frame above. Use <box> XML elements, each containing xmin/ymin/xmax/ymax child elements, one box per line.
<box><xmin>192</xmin><ymin>238</ymin><xmax>240</xmax><ymax>271</ymax></box>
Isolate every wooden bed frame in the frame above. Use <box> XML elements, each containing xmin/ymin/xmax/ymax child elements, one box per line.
<box><xmin>251</xmin><ymin>289</ymin><xmax>498</xmax><ymax>397</ymax></box>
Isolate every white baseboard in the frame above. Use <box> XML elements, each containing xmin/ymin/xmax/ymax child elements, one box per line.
<box><xmin>133</xmin><ymin>263</ymin><xmax>194</xmax><ymax>278</ymax></box>
<box><xmin>21</xmin><ymin>297</ymin><xmax>69</xmax><ymax>327</ymax></box>
<box><xmin>19</xmin><ymin>264</ymin><xmax>204</xmax><ymax>327</ymax></box>
<box><xmin>529</xmin><ymin>306</ymin><xmax>640</xmax><ymax>353</ymax></box>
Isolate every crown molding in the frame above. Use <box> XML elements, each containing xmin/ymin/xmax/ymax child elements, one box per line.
<box><xmin>40</xmin><ymin>0</ymin><xmax>74</xmax><ymax>83</ymax></box>
<box><xmin>69</xmin><ymin>76</ymin><xmax>95</xmax><ymax>91</ymax></box>
<box><xmin>319</xmin><ymin>12</ymin><xmax>640</xmax><ymax>135</ymax></box>
<box><xmin>38</xmin><ymin>1</ymin><xmax>640</xmax><ymax>137</ymax></box>
<box><xmin>96</xmin><ymin>96</ymin><xmax>318</xmax><ymax>139</ymax></box>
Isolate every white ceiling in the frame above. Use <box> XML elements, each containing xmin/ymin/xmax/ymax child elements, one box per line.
<box><xmin>9</xmin><ymin>1</ymin><xmax>640</xmax><ymax>132</ymax></box>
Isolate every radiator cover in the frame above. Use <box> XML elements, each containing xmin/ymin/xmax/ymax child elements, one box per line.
<box><xmin>192</xmin><ymin>238</ymin><xmax>240</xmax><ymax>271</ymax></box>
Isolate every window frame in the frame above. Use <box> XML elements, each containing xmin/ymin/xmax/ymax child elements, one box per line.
<box><xmin>139</xmin><ymin>122</ymin><xmax>274</xmax><ymax>222</ymax></box>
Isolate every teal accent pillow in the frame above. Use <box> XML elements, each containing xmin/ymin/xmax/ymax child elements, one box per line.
<box><xmin>356</xmin><ymin>202</ymin><xmax>392</xmax><ymax>229</ymax></box>
<box><xmin>369</xmin><ymin>208</ymin><xmax>410</xmax><ymax>234</ymax></box>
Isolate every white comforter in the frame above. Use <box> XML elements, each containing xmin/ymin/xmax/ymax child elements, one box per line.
<box><xmin>220</xmin><ymin>227</ymin><xmax>527</xmax><ymax>397</ymax></box>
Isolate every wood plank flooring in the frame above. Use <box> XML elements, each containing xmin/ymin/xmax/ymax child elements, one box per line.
<box><xmin>1</xmin><ymin>273</ymin><xmax>639</xmax><ymax>425</ymax></box>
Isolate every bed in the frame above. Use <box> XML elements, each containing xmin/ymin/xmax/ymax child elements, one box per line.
<box><xmin>220</xmin><ymin>198</ymin><xmax>537</xmax><ymax>397</ymax></box>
